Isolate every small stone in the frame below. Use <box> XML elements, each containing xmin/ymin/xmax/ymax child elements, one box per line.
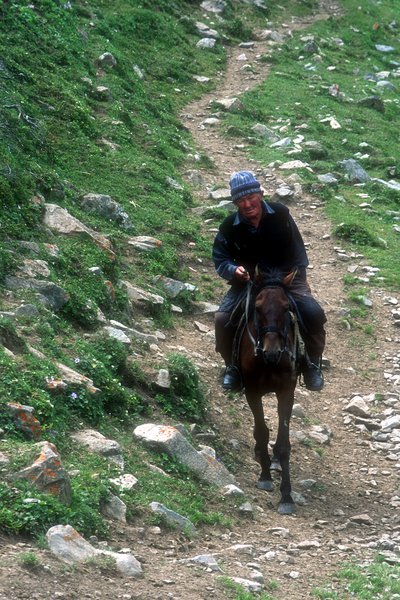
<box><xmin>110</xmin><ymin>474</ymin><xmax>138</xmax><ymax>490</ymax></box>
<box><xmin>349</xmin><ymin>513</ymin><xmax>373</xmax><ymax>525</ymax></box>
<box><xmin>197</xmin><ymin>38</ymin><xmax>216</xmax><ymax>49</ymax></box>
<box><xmin>230</xmin><ymin>577</ymin><xmax>262</xmax><ymax>593</ymax></box>
<box><xmin>344</xmin><ymin>397</ymin><xmax>372</xmax><ymax>418</ymax></box>
<box><xmin>288</xmin><ymin>571</ymin><xmax>300</xmax><ymax>579</ymax></box>
<box><xmin>222</xmin><ymin>484</ymin><xmax>245</xmax><ymax>496</ymax></box>
<box><xmin>155</xmin><ymin>369</ymin><xmax>171</xmax><ymax>389</ymax></box>
<box><xmin>292</xmin><ymin>403</ymin><xmax>306</xmax><ymax>418</ymax></box>
<box><xmin>238</xmin><ymin>501</ymin><xmax>253</xmax><ymax>514</ymax></box>
<box><xmin>298</xmin><ymin>479</ymin><xmax>316</xmax><ymax>490</ymax></box>
<box><xmin>296</xmin><ymin>540</ymin><xmax>321</xmax><ymax>549</ymax></box>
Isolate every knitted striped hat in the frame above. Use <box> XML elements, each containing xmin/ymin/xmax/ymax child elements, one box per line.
<box><xmin>229</xmin><ymin>170</ymin><xmax>261</xmax><ymax>203</ymax></box>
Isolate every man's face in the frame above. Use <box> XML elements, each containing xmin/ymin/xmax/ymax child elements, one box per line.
<box><xmin>236</xmin><ymin>192</ymin><xmax>263</xmax><ymax>225</ymax></box>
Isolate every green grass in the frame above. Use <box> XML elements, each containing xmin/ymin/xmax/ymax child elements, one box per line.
<box><xmin>218</xmin><ymin>576</ymin><xmax>276</xmax><ymax>600</ymax></box>
<box><xmin>0</xmin><ymin>441</ymin><xmax>114</xmax><ymax>537</ymax></box>
<box><xmin>0</xmin><ymin>477</ymin><xmax>109</xmax><ymax>539</ymax></box>
<box><xmin>0</xmin><ymin>0</ymin><xmax>399</xmax><ymax>548</ymax></box>
<box><xmin>88</xmin><ymin>427</ymin><xmax>235</xmax><ymax>531</ymax></box>
<box><xmin>154</xmin><ymin>352</ymin><xmax>207</xmax><ymax>421</ymax></box>
<box><xmin>18</xmin><ymin>551</ymin><xmax>42</xmax><ymax>570</ymax></box>
<box><xmin>0</xmin><ymin>0</ymin><xmax>224</xmax><ymax>262</ymax></box>
<box><xmin>313</xmin><ymin>556</ymin><xmax>400</xmax><ymax>599</ymax></box>
<box><xmin>220</xmin><ymin>0</ymin><xmax>400</xmax><ymax>289</ymax></box>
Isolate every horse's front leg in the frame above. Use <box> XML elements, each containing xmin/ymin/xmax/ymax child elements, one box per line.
<box><xmin>274</xmin><ymin>390</ymin><xmax>295</xmax><ymax>514</ymax></box>
<box><xmin>246</xmin><ymin>392</ymin><xmax>273</xmax><ymax>492</ymax></box>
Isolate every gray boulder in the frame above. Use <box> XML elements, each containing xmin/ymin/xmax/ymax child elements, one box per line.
<box><xmin>133</xmin><ymin>423</ymin><xmax>235</xmax><ymax>487</ymax></box>
<box><xmin>46</xmin><ymin>525</ymin><xmax>142</xmax><ymax>577</ymax></box>
<box><xmin>195</xmin><ymin>22</ymin><xmax>219</xmax><ymax>39</ymax></box>
<box><xmin>318</xmin><ymin>173</ymin><xmax>339</xmax><ymax>185</ymax></box>
<box><xmin>153</xmin><ymin>275</ymin><xmax>196</xmax><ymax>298</ymax></box>
<box><xmin>338</xmin><ymin>159</ymin><xmax>370</xmax><ymax>183</ymax></box>
<box><xmin>200</xmin><ymin>0</ymin><xmax>226</xmax><ymax>13</ymax></box>
<box><xmin>149</xmin><ymin>502</ymin><xmax>196</xmax><ymax>535</ymax></box>
<box><xmin>71</xmin><ymin>429</ymin><xmax>124</xmax><ymax>469</ymax></box>
<box><xmin>303</xmin><ymin>140</ymin><xmax>328</xmax><ymax>159</ymax></box>
<box><xmin>43</xmin><ymin>204</ymin><xmax>115</xmax><ymax>259</ymax></box>
<box><xmin>96</xmin><ymin>52</ymin><xmax>117</xmax><ymax>67</ymax></box>
<box><xmin>81</xmin><ymin>193</ymin><xmax>133</xmax><ymax>231</ymax></box>
<box><xmin>5</xmin><ymin>277</ymin><xmax>69</xmax><ymax>310</ymax></box>
<box><xmin>196</xmin><ymin>38</ymin><xmax>216</xmax><ymax>49</ymax></box>
<box><xmin>251</xmin><ymin>123</ymin><xmax>279</xmax><ymax>142</ymax></box>
<box><xmin>358</xmin><ymin>95</ymin><xmax>385</xmax><ymax>112</ymax></box>
<box><xmin>101</xmin><ymin>494</ymin><xmax>127</xmax><ymax>523</ymax></box>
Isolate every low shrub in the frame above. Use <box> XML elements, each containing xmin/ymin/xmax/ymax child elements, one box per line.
<box><xmin>334</xmin><ymin>222</ymin><xmax>386</xmax><ymax>248</ymax></box>
<box><xmin>156</xmin><ymin>353</ymin><xmax>207</xmax><ymax>421</ymax></box>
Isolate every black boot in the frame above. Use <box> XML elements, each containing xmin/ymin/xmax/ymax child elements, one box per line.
<box><xmin>222</xmin><ymin>365</ymin><xmax>242</xmax><ymax>392</ymax></box>
<box><xmin>303</xmin><ymin>357</ymin><xmax>324</xmax><ymax>392</ymax></box>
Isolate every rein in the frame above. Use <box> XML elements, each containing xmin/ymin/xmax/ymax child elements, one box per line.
<box><xmin>244</xmin><ymin>281</ymin><xmax>258</xmax><ymax>351</ymax></box>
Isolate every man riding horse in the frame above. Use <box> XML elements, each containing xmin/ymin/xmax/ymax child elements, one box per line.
<box><xmin>212</xmin><ymin>170</ymin><xmax>326</xmax><ymax>393</ymax></box>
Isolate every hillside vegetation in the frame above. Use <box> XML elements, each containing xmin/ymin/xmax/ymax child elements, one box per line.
<box><xmin>0</xmin><ymin>0</ymin><xmax>289</xmax><ymax>538</ymax></box>
<box><xmin>0</xmin><ymin>0</ymin><xmax>399</xmax><ymax>575</ymax></box>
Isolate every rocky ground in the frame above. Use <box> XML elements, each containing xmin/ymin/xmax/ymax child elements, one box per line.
<box><xmin>1</xmin><ymin>1</ymin><xmax>399</xmax><ymax>598</ymax></box>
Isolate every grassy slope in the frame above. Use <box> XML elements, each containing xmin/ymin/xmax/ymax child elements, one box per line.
<box><xmin>1</xmin><ymin>1</ymin><xmax>221</xmax><ymax>250</ymax></box>
<box><xmin>0</xmin><ymin>0</ymin><xmax>275</xmax><ymax>537</ymax></box>
<box><xmin>0</xmin><ymin>6</ymin><xmax>399</xmax><ymax>596</ymax></box>
<box><xmin>222</xmin><ymin>0</ymin><xmax>400</xmax><ymax>288</ymax></box>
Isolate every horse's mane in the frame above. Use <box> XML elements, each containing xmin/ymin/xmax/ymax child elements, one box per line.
<box><xmin>254</xmin><ymin>266</ymin><xmax>286</xmax><ymax>291</ymax></box>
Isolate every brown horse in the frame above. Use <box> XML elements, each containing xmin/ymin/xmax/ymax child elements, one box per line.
<box><xmin>237</xmin><ymin>267</ymin><xmax>303</xmax><ymax>514</ymax></box>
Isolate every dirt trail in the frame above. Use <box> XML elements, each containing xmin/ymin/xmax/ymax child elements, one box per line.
<box><xmin>170</xmin><ymin>0</ymin><xmax>399</xmax><ymax>594</ymax></box>
<box><xmin>181</xmin><ymin>1</ymin><xmax>343</xmax><ymax>184</ymax></box>
<box><xmin>1</xmin><ymin>2</ymin><xmax>399</xmax><ymax>599</ymax></box>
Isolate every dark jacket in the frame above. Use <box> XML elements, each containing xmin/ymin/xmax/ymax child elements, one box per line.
<box><xmin>212</xmin><ymin>201</ymin><xmax>308</xmax><ymax>285</ymax></box>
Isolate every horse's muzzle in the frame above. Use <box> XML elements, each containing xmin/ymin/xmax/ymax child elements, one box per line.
<box><xmin>261</xmin><ymin>349</ymin><xmax>283</xmax><ymax>365</ymax></box>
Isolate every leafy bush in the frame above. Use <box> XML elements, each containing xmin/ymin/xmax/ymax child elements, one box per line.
<box><xmin>60</xmin><ymin>290</ymin><xmax>101</xmax><ymax>329</ymax></box>
<box><xmin>61</xmin><ymin>336</ymin><xmax>145</xmax><ymax>420</ymax></box>
<box><xmin>62</xmin><ymin>387</ymin><xmax>105</xmax><ymax>425</ymax></box>
<box><xmin>0</xmin><ymin>177</ymin><xmax>42</xmax><ymax>240</ymax></box>
<box><xmin>223</xmin><ymin>18</ymin><xmax>253</xmax><ymax>41</ymax></box>
<box><xmin>0</xmin><ymin>477</ymin><xmax>108</xmax><ymax>539</ymax></box>
<box><xmin>53</xmin><ymin>239</ymin><xmax>126</xmax><ymax>327</ymax></box>
<box><xmin>334</xmin><ymin>223</ymin><xmax>386</xmax><ymax>248</ymax></box>
<box><xmin>76</xmin><ymin>336</ymin><xmax>130</xmax><ymax>374</ymax></box>
<box><xmin>0</xmin><ymin>246</ymin><xmax>17</xmax><ymax>283</ymax></box>
<box><xmin>156</xmin><ymin>353</ymin><xmax>206</xmax><ymax>421</ymax></box>
<box><xmin>18</xmin><ymin>551</ymin><xmax>41</xmax><ymax>570</ymax></box>
<box><xmin>0</xmin><ymin>350</ymin><xmax>55</xmax><ymax>426</ymax></box>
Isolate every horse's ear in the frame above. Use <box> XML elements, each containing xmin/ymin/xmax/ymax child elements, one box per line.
<box><xmin>283</xmin><ymin>269</ymin><xmax>297</xmax><ymax>286</ymax></box>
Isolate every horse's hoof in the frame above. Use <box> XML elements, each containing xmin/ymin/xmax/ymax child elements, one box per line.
<box><xmin>256</xmin><ymin>480</ymin><xmax>274</xmax><ymax>491</ymax></box>
<box><xmin>278</xmin><ymin>502</ymin><xmax>296</xmax><ymax>515</ymax></box>
<box><xmin>270</xmin><ymin>459</ymin><xmax>281</xmax><ymax>472</ymax></box>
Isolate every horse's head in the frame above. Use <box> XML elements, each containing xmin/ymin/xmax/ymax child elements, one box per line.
<box><xmin>252</xmin><ymin>268</ymin><xmax>296</xmax><ymax>366</ymax></box>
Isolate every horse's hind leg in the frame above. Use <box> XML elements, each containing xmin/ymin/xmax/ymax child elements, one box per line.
<box><xmin>247</xmin><ymin>394</ymin><xmax>273</xmax><ymax>491</ymax></box>
<box><xmin>274</xmin><ymin>391</ymin><xmax>295</xmax><ymax>514</ymax></box>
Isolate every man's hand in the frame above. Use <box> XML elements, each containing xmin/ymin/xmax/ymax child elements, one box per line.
<box><xmin>234</xmin><ymin>266</ymin><xmax>250</xmax><ymax>282</ymax></box>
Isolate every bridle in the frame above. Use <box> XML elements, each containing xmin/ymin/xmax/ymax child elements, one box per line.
<box><xmin>245</xmin><ymin>280</ymin><xmax>297</xmax><ymax>366</ymax></box>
